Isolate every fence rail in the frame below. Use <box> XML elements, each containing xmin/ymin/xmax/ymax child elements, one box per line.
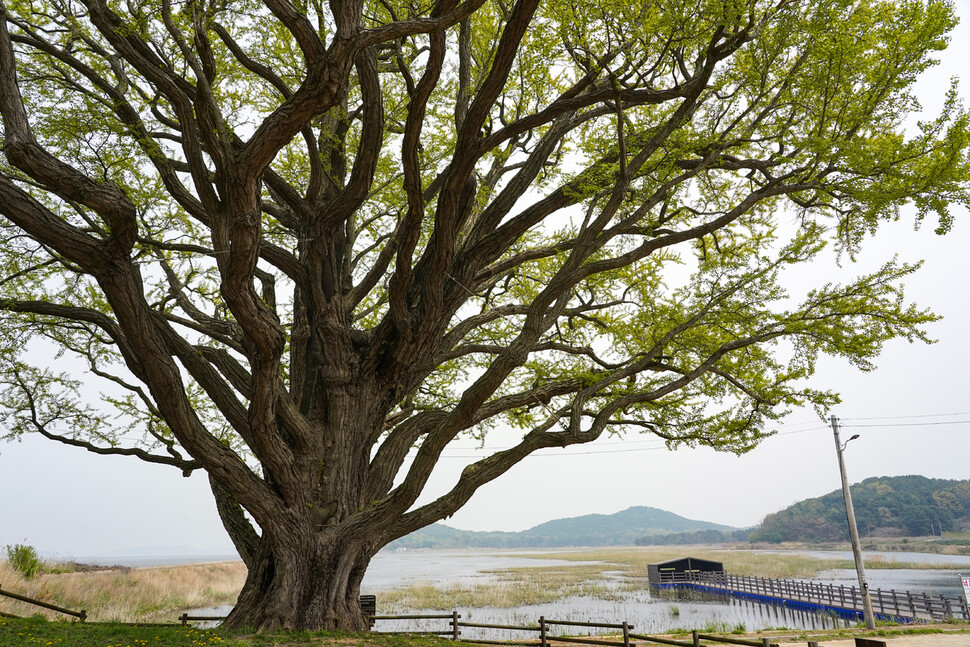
<box><xmin>0</xmin><ymin>585</ymin><xmax>86</xmax><ymax>621</ymax></box>
<box><xmin>658</xmin><ymin>570</ymin><xmax>970</xmax><ymax>623</ymax></box>
<box><xmin>367</xmin><ymin>612</ymin><xmax>780</xmax><ymax>647</ymax></box>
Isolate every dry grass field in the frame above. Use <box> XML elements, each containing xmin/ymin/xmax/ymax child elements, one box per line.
<box><xmin>0</xmin><ymin>559</ymin><xmax>246</xmax><ymax>622</ymax></box>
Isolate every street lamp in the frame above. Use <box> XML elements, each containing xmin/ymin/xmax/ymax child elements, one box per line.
<box><xmin>830</xmin><ymin>415</ymin><xmax>876</xmax><ymax>629</ymax></box>
<box><xmin>841</xmin><ymin>434</ymin><xmax>860</xmax><ymax>451</ymax></box>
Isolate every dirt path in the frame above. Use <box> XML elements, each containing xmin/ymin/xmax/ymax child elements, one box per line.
<box><xmin>658</xmin><ymin>626</ymin><xmax>970</xmax><ymax>646</ymax></box>
<box><xmin>813</xmin><ymin>634</ymin><xmax>970</xmax><ymax>646</ymax></box>
<box><xmin>732</xmin><ymin>629</ymin><xmax>970</xmax><ymax>646</ymax></box>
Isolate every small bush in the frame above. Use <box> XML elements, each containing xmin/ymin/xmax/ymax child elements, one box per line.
<box><xmin>4</xmin><ymin>544</ymin><xmax>43</xmax><ymax>580</ymax></box>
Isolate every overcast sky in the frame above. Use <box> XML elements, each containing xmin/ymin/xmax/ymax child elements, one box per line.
<box><xmin>2</xmin><ymin>2</ymin><xmax>970</xmax><ymax>559</ymax></box>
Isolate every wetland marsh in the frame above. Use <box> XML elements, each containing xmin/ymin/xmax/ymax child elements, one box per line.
<box><xmin>357</xmin><ymin>546</ymin><xmax>970</xmax><ymax>637</ymax></box>
<box><xmin>4</xmin><ymin>545</ymin><xmax>968</xmax><ymax>634</ymax></box>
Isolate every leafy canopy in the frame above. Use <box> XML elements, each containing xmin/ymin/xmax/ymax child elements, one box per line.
<box><xmin>0</xmin><ymin>0</ymin><xmax>967</xmax><ymax>542</ymax></box>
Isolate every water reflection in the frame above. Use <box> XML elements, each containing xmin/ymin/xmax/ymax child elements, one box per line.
<box><xmin>362</xmin><ymin>549</ymin><xmax>595</xmax><ymax>589</ymax></box>
<box><xmin>816</xmin><ymin>568</ymin><xmax>966</xmax><ymax>598</ymax></box>
<box><xmin>371</xmin><ymin>588</ymin><xmax>849</xmax><ymax>639</ymax></box>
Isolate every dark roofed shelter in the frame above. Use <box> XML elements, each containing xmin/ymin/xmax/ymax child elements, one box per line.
<box><xmin>647</xmin><ymin>557</ymin><xmax>724</xmax><ymax>585</ymax></box>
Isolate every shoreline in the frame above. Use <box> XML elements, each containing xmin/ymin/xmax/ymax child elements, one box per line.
<box><xmin>46</xmin><ymin>554</ymin><xmax>244</xmax><ymax>569</ymax></box>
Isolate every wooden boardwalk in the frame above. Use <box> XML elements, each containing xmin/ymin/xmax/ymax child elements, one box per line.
<box><xmin>654</xmin><ymin>571</ymin><xmax>970</xmax><ymax>624</ymax></box>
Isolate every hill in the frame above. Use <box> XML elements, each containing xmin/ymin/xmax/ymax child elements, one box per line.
<box><xmin>749</xmin><ymin>475</ymin><xmax>970</xmax><ymax>543</ymax></box>
<box><xmin>389</xmin><ymin>506</ymin><xmax>736</xmax><ymax>549</ymax></box>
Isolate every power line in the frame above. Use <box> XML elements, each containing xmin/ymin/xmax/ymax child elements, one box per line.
<box><xmin>429</xmin><ymin>413</ymin><xmax>968</xmax><ymax>460</ymax></box>
<box><xmin>842</xmin><ymin>411</ymin><xmax>970</xmax><ymax>421</ymax></box>
<box><xmin>775</xmin><ymin>426</ymin><xmax>829</xmax><ymax>436</ymax></box>
<box><xmin>843</xmin><ymin>420</ymin><xmax>970</xmax><ymax>428</ymax></box>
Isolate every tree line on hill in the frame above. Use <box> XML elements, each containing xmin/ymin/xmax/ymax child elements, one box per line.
<box><xmin>746</xmin><ymin>475</ymin><xmax>970</xmax><ymax>543</ymax></box>
<box><xmin>634</xmin><ymin>528</ymin><xmax>752</xmax><ymax>545</ymax></box>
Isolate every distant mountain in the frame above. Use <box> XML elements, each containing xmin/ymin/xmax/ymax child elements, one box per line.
<box><xmin>748</xmin><ymin>475</ymin><xmax>970</xmax><ymax>543</ymax></box>
<box><xmin>389</xmin><ymin>506</ymin><xmax>736</xmax><ymax>549</ymax></box>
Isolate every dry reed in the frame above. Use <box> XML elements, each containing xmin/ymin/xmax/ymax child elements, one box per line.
<box><xmin>0</xmin><ymin>559</ymin><xmax>246</xmax><ymax>622</ymax></box>
<box><xmin>376</xmin><ymin>578</ymin><xmax>611</xmax><ymax>610</ymax></box>
<box><xmin>512</xmin><ymin>546</ymin><xmax>849</xmax><ymax>579</ymax></box>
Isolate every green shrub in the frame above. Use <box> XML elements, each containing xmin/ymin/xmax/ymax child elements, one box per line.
<box><xmin>5</xmin><ymin>543</ymin><xmax>43</xmax><ymax>580</ymax></box>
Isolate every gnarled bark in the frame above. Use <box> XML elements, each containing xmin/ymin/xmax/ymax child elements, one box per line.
<box><xmin>225</xmin><ymin>519</ymin><xmax>377</xmax><ymax>631</ymax></box>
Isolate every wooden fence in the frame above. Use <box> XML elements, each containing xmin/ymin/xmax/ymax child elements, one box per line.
<box><xmin>661</xmin><ymin>571</ymin><xmax>970</xmax><ymax>623</ymax></box>
<box><xmin>3</xmin><ymin>579</ymin><xmax>958</xmax><ymax>647</ymax></box>
<box><xmin>0</xmin><ymin>585</ymin><xmax>86</xmax><ymax>621</ymax></box>
<box><xmin>0</xmin><ymin>587</ymin><xmax>894</xmax><ymax>647</ymax></box>
<box><xmin>367</xmin><ymin>612</ymin><xmax>781</xmax><ymax>647</ymax></box>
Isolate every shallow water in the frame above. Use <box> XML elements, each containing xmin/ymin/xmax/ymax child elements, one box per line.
<box><xmin>815</xmin><ymin>567</ymin><xmax>966</xmax><ymax>598</ymax></box>
<box><xmin>371</xmin><ymin>592</ymin><xmax>849</xmax><ymax>639</ymax></box>
<box><xmin>748</xmin><ymin>548</ymin><xmax>970</xmax><ymax>566</ymax></box>
<box><xmin>63</xmin><ymin>553</ymin><xmax>241</xmax><ymax>568</ymax></box>
<box><xmin>188</xmin><ymin>547</ymin><xmax>970</xmax><ymax>634</ymax></box>
<box><xmin>361</xmin><ymin>549</ymin><xmax>593</xmax><ymax>589</ymax></box>
<box><xmin>192</xmin><ymin>548</ymin><xmax>853</xmax><ymax>633</ymax></box>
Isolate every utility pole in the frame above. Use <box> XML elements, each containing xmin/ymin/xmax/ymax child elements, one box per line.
<box><xmin>830</xmin><ymin>414</ymin><xmax>876</xmax><ymax>629</ymax></box>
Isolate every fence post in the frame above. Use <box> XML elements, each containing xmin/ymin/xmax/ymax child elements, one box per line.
<box><xmin>539</xmin><ymin>616</ymin><xmax>547</xmax><ymax>647</ymax></box>
<box><xmin>761</xmin><ymin>639</ymin><xmax>771</xmax><ymax>647</ymax></box>
<box><xmin>79</xmin><ymin>610</ymin><xmax>87</xmax><ymax>623</ymax></box>
<box><xmin>180</xmin><ymin>613</ymin><xmax>188</xmax><ymax>626</ymax></box>
<box><xmin>692</xmin><ymin>629</ymin><xmax>700</xmax><ymax>647</ymax></box>
<box><xmin>452</xmin><ymin>610</ymin><xmax>459</xmax><ymax>640</ymax></box>
<box><xmin>622</xmin><ymin>621</ymin><xmax>630</xmax><ymax>647</ymax></box>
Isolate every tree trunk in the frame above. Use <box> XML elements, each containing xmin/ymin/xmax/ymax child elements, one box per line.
<box><xmin>223</xmin><ymin>523</ymin><xmax>375</xmax><ymax>631</ymax></box>
<box><xmin>208</xmin><ymin>474</ymin><xmax>261</xmax><ymax>569</ymax></box>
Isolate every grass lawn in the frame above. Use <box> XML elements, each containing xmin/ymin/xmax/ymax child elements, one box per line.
<box><xmin>2</xmin><ymin>614</ymin><xmax>968</xmax><ymax>647</ymax></box>
<box><xmin>0</xmin><ymin>616</ymin><xmax>458</xmax><ymax>647</ymax></box>
<box><xmin>0</xmin><ymin>615</ymin><xmax>234</xmax><ymax>647</ymax></box>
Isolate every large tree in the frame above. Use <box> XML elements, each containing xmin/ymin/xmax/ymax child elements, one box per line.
<box><xmin>0</xmin><ymin>0</ymin><xmax>967</xmax><ymax>631</ymax></box>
